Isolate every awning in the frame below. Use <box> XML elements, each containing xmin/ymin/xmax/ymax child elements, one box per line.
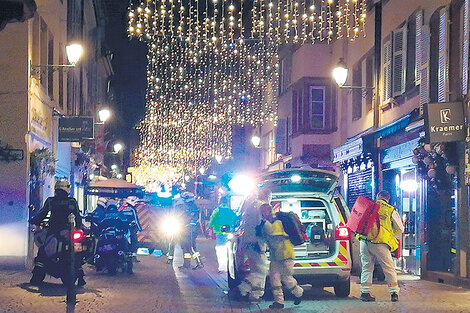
<box><xmin>0</xmin><ymin>0</ymin><xmax>37</xmax><ymax>31</ymax></box>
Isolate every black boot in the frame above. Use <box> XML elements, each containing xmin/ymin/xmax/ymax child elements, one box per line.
<box><xmin>269</xmin><ymin>302</ymin><xmax>284</xmax><ymax>309</ymax></box>
<box><xmin>294</xmin><ymin>295</ymin><xmax>302</xmax><ymax>305</ymax></box>
<box><xmin>30</xmin><ymin>267</ymin><xmax>45</xmax><ymax>286</ymax></box>
<box><xmin>391</xmin><ymin>292</ymin><xmax>399</xmax><ymax>302</ymax></box>
<box><xmin>360</xmin><ymin>293</ymin><xmax>376</xmax><ymax>302</ymax></box>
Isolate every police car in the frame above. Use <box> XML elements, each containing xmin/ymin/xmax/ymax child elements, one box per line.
<box><xmin>227</xmin><ymin>169</ymin><xmax>353</xmax><ymax>297</ymax></box>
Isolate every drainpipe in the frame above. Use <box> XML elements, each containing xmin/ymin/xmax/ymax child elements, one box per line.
<box><xmin>373</xmin><ymin>0</ymin><xmax>382</xmax><ymax>192</ymax></box>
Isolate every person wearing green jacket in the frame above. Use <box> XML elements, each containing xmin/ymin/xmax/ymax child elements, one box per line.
<box><xmin>209</xmin><ymin>196</ymin><xmax>239</xmax><ymax>273</ymax></box>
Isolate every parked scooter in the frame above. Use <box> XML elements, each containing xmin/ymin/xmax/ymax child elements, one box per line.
<box><xmin>31</xmin><ymin>220</ymin><xmax>94</xmax><ymax>285</ymax></box>
<box><xmin>92</xmin><ymin>217</ymin><xmax>134</xmax><ymax>275</ymax></box>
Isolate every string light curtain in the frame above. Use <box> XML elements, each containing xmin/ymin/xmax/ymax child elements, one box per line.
<box><xmin>131</xmin><ymin>36</ymin><xmax>278</xmax><ymax>189</ymax></box>
<box><xmin>128</xmin><ymin>0</ymin><xmax>367</xmax><ymax>44</ymax></box>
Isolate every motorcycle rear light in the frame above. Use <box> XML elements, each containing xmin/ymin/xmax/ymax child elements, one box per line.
<box><xmin>72</xmin><ymin>230</ymin><xmax>84</xmax><ymax>242</ymax></box>
<box><xmin>335</xmin><ymin>226</ymin><xmax>350</xmax><ymax>240</ymax></box>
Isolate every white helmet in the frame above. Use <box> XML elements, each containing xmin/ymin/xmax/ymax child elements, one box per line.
<box><xmin>97</xmin><ymin>197</ymin><xmax>107</xmax><ymax>208</ymax></box>
<box><xmin>125</xmin><ymin>196</ymin><xmax>139</xmax><ymax>207</ymax></box>
<box><xmin>106</xmin><ymin>199</ymin><xmax>119</xmax><ymax>211</ymax></box>
<box><xmin>180</xmin><ymin>191</ymin><xmax>195</xmax><ymax>202</ymax></box>
<box><xmin>55</xmin><ymin>179</ymin><xmax>71</xmax><ymax>193</ymax></box>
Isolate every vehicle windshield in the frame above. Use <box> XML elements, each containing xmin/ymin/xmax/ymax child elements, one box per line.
<box><xmin>259</xmin><ymin>170</ymin><xmax>338</xmax><ymax>194</ymax></box>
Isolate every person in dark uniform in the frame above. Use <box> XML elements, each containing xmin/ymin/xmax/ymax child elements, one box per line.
<box><xmin>177</xmin><ymin>192</ymin><xmax>203</xmax><ymax>270</ymax></box>
<box><xmin>29</xmin><ymin>179</ymin><xmax>84</xmax><ymax>286</ymax></box>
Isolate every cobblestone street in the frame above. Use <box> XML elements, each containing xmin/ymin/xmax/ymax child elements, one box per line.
<box><xmin>2</xmin><ymin>239</ymin><xmax>470</xmax><ymax>313</ymax></box>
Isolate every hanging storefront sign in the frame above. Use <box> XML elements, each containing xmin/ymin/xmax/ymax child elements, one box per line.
<box><xmin>424</xmin><ymin>102</ymin><xmax>466</xmax><ymax>143</ymax></box>
<box><xmin>58</xmin><ymin>117</ymin><xmax>94</xmax><ymax>142</ymax></box>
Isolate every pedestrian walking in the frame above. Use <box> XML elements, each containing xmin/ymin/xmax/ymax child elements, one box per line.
<box><xmin>259</xmin><ymin>194</ymin><xmax>303</xmax><ymax>309</ymax></box>
<box><xmin>209</xmin><ymin>195</ymin><xmax>239</xmax><ymax>273</ymax></box>
<box><xmin>358</xmin><ymin>190</ymin><xmax>404</xmax><ymax>302</ymax></box>
<box><xmin>236</xmin><ymin>188</ymin><xmax>269</xmax><ymax>302</ymax></box>
<box><xmin>177</xmin><ymin>192</ymin><xmax>204</xmax><ymax>270</ymax></box>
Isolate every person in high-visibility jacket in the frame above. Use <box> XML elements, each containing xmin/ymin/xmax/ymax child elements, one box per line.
<box><xmin>357</xmin><ymin>190</ymin><xmax>404</xmax><ymax>302</ymax></box>
<box><xmin>259</xmin><ymin>199</ymin><xmax>303</xmax><ymax>309</ymax></box>
<box><xmin>209</xmin><ymin>195</ymin><xmax>239</xmax><ymax>273</ymax></box>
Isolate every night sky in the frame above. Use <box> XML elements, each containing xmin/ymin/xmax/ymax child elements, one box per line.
<box><xmin>103</xmin><ymin>0</ymin><xmax>148</xmax><ymax>164</ymax></box>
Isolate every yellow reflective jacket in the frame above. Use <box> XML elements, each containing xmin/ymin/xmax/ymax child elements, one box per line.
<box><xmin>365</xmin><ymin>200</ymin><xmax>401</xmax><ymax>251</ymax></box>
<box><xmin>263</xmin><ymin>220</ymin><xmax>295</xmax><ymax>261</ymax></box>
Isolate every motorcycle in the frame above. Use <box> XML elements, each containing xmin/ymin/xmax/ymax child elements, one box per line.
<box><xmin>31</xmin><ymin>220</ymin><xmax>94</xmax><ymax>285</ymax></box>
<box><xmin>92</xmin><ymin>217</ymin><xmax>134</xmax><ymax>275</ymax></box>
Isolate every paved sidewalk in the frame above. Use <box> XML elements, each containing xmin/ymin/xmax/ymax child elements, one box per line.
<box><xmin>1</xmin><ymin>238</ymin><xmax>470</xmax><ymax>312</ymax></box>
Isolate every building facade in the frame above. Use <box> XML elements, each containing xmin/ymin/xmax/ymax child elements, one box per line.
<box><xmin>259</xmin><ymin>0</ymin><xmax>470</xmax><ymax>286</ymax></box>
<box><xmin>0</xmin><ymin>0</ymin><xmax>113</xmax><ymax>268</ymax></box>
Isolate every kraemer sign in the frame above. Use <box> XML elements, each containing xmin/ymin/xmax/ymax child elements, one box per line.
<box><xmin>58</xmin><ymin>117</ymin><xmax>94</xmax><ymax>142</ymax></box>
<box><xmin>424</xmin><ymin>102</ymin><xmax>466</xmax><ymax>143</ymax></box>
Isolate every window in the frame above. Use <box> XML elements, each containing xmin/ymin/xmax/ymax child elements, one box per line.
<box><xmin>462</xmin><ymin>0</ymin><xmax>469</xmax><ymax>96</ymax></box>
<box><xmin>309</xmin><ymin>86</ymin><xmax>325</xmax><ymax>129</ymax></box>
<box><xmin>383</xmin><ymin>39</ymin><xmax>393</xmax><ymax>101</ymax></box>
<box><xmin>352</xmin><ymin>65</ymin><xmax>362</xmax><ymax>120</ymax></box>
<box><xmin>392</xmin><ymin>24</ymin><xmax>407</xmax><ymax>97</ymax></box>
<box><xmin>40</xmin><ymin>18</ymin><xmax>48</xmax><ymax>90</ymax></box>
<box><xmin>292</xmin><ymin>90</ymin><xmax>298</xmax><ymax>132</ymax></box>
<box><xmin>406</xmin><ymin>13</ymin><xmax>417</xmax><ymax>90</ymax></box>
<box><xmin>47</xmin><ymin>32</ymin><xmax>54</xmax><ymax>99</ymax></box>
<box><xmin>59</xmin><ymin>43</ymin><xmax>64</xmax><ymax>109</ymax></box>
<box><xmin>279</xmin><ymin>55</ymin><xmax>291</xmax><ymax>94</ymax></box>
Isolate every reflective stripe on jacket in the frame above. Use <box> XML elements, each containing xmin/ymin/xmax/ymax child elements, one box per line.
<box><xmin>366</xmin><ymin>200</ymin><xmax>401</xmax><ymax>252</ymax></box>
<box><xmin>263</xmin><ymin>220</ymin><xmax>295</xmax><ymax>261</ymax></box>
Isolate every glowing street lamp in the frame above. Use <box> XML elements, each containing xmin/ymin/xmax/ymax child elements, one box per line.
<box><xmin>113</xmin><ymin>142</ymin><xmax>123</xmax><ymax>153</ymax></box>
<box><xmin>332</xmin><ymin>58</ymin><xmax>348</xmax><ymax>87</ymax></box>
<box><xmin>251</xmin><ymin>135</ymin><xmax>261</xmax><ymax>148</ymax></box>
<box><xmin>65</xmin><ymin>43</ymin><xmax>84</xmax><ymax>65</ymax></box>
<box><xmin>98</xmin><ymin>108</ymin><xmax>111</xmax><ymax>123</ymax></box>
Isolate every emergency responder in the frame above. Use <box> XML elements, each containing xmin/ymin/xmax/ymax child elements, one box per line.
<box><xmin>29</xmin><ymin>179</ymin><xmax>85</xmax><ymax>286</ymax></box>
<box><xmin>236</xmin><ymin>188</ymin><xmax>269</xmax><ymax>302</ymax></box>
<box><xmin>120</xmin><ymin>196</ymin><xmax>143</xmax><ymax>255</ymax></box>
<box><xmin>259</xmin><ymin>194</ymin><xmax>303</xmax><ymax>309</ymax></box>
<box><xmin>358</xmin><ymin>190</ymin><xmax>404</xmax><ymax>302</ymax></box>
<box><xmin>178</xmin><ymin>192</ymin><xmax>204</xmax><ymax>270</ymax></box>
<box><xmin>209</xmin><ymin>195</ymin><xmax>238</xmax><ymax>273</ymax></box>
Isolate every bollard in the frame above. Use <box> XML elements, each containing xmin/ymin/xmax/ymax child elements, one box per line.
<box><xmin>66</xmin><ymin>213</ymin><xmax>76</xmax><ymax>305</ymax></box>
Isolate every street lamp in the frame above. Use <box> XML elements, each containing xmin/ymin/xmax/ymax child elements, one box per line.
<box><xmin>332</xmin><ymin>58</ymin><xmax>348</xmax><ymax>87</ymax></box>
<box><xmin>111</xmin><ymin>164</ymin><xmax>118</xmax><ymax>170</ymax></box>
<box><xmin>332</xmin><ymin>58</ymin><xmax>374</xmax><ymax>93</ymax></box>
<box><xmin>31</xmin><ymin>42</ymin><xmax>84</xmax><ymax>76</ymax></box>
<box><xmin>113</xmin><ymin>142</ymin><xmax>123</xmax><ymax>153</ymax></box>
<box><xmin>251</xmin><ymin>135</ymin><xmax>261</xmax><ymax>148</ymax></box>
<box><xmin>98</xmin><ymin>108</ymin><xmax>111</xmax><ymax>123</ymax></box>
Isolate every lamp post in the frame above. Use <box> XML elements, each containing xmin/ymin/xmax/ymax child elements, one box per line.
<box><xmin>332</xmin><ymin>58</ymin><xmax>375</xmax><ymax>92</ymax></box>
<box><xmin>30</xmin><ymin>43</ymin><xmax>83</xmax><ymax>76</ymax></box>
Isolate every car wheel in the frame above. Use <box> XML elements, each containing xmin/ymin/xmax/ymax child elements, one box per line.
<box><xmin>334</xmin><ymin>278</ymin><xmax>350</xmax><ymax>297</ymax></box>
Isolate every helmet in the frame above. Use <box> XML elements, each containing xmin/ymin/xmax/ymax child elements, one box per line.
<box><xmin>55</xmin><ymin>179</ymin><xmax>71</xmax><ymax>193</ymax></box>
<box><xmin>106</xmin><ymin>199</ymin><xmax>119</xmax><ymax>211</ymax></box>
<box><xmin>180</xmin><ymin>191</ymin><xmax>195</xmax><ymax>202</ymax></box>
<box><xmin>97</xmin><ymin>197</ymin><xmax>107</xmax><ymax>208</ymax></box>
<box><xmin>124</xmin><ymin>196</ymin><xmax>139</xmax><ymax>207</ymax></box>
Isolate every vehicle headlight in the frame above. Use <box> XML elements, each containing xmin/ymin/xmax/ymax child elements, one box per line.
<box><xmin>228</xmin><ymin>174</ymin><xmax>255</xmax><ymax>195</ymax></box>
<box><xmin>161</xmin><ymin>217</ymin><xmax>181</xmax><ymax>237</ymax></box>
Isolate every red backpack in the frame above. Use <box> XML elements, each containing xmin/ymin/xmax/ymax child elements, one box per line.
<box><xmin>346</xmin><ymin>196</ymin><xmax>380</xmax><ymax>237</ymax></box>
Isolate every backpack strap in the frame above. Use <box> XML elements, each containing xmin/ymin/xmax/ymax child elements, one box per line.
<box><xmin>370</xmin><ymin>202</ymin><xmax>381</xmax><ymax>241</ymax></box>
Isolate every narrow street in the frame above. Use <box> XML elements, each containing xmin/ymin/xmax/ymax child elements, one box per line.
<box><xmin>2</xmin><ymin>238</ymin><xmax>470</xmax><ymax>313</ymax></box>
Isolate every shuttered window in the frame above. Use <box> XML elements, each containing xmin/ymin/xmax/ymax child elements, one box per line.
<box><xmin>419</xmin><ymin>25</ymin><xmax>430</xmax><ymax>112</ymax></box>
<box><xmin>352</xmin><ymin>65</ymin><xmax>362</xmax><ymax>120</ymax></box>
<box><xmin>406</xmin><ymin>13</ymin><xmax>417</xmax><ymax>90</ymax></box>
<box><xmin>383</xmin><ymin>39</ymin><xmax>393</xmax><ymax>101</ymax></box>
<box><xmin>438</xmin><ymin>7</ymin><xmax>449</xmax><ymax>103</ymax></box>
<box><xmin>415</xmin><ymin>10</ymin><xmax>423</xmax><ymax>86</ymax></box>
<box><xmin>392</xmin><ymin>25</ymin><xmax>407</xmax><ymax>97</ymax></box>
<box><xmin>462</xmin><ymin>0</ymin><xmax>469</xmax><ymax>96</ymax></box>
<box><xmin>365</xmin><ymin>54</ymin><xmax>374</xmax><ymax>111</ymax></box>
<box><xmin>292</xmin><ymin>91</ymin><xmax>298</xmax><ymax>132</ymax></box>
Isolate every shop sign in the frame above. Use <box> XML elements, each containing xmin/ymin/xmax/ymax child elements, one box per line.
<box><xmin>347</xmin><ymin>166</ymin><xmax>373</xmax><ymax>208</ymax></box>
<box><xmin>58</xmin><ymin>117</ymin><xmax>94</xmax><ymax>142</ymax></box>
<box><xmin>424</xmin><ymin>102</ymin><xmax>466</xmax><ymax>143</ymax></box>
